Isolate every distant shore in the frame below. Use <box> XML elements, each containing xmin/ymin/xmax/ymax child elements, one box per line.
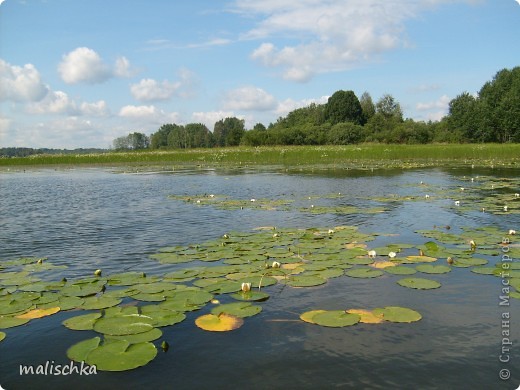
<box><xmin>1</xmin><ymin>144</ymin><xmax>519</xmax><ymax>169</ymax></box>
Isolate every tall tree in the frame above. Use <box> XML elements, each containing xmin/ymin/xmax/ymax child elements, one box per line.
<box><xmin>214</xmin><ymin>117</ymin><xmax>245</xmax><ymax>146</ymax></box>
<box><xmin>359</xmin><ymin>91</ymin><xmax>376</xmax><ymax>124</ymax></box>
<box><xmin>375</xmin><ymin>94</ymin><xmax>403</xmax><ymax>121</ymax></box>
<box><xmin>324</xmin><ymin>90</ymin><xmax>363</xmax><ymax>125</ymax></box>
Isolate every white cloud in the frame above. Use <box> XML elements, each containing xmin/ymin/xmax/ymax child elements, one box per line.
<box><xmin>130</xmin><ymin>79</ymin><xmax>180</xmax><ymax>101</ymax></box>
<box><xmin>191</xmin><ymin>111</ymin><xmax>238</xmax><ymax>130</ymax></box>
<box><xmin>119</xmin><ymin>105</ymin><xmax>180</xmax><ymax>124</ymax></box>
<box><xmin>275</xmin><ymin>95</ymin><xmax>329</xmax><ymax>116</ymax></box>
<box><xmin>222</xmin><ymin>86</ymin><xmax>277</xmax><ymax>111</ymax></box>
<box><xmin>27</xmin><ymin>90</ymin><xmax>110</xmax><ymax>116</ymax></box>
<box><xmin>130</xmin><ymin>69</ymin><xmax>197</xmax><ymax>101</ymax></box>
<box><xmin>236</xmin><ymin>0</ymin><xmax>467</xmax><ymax>82</ymax></box>
<box><xmin>416</xmin><ymin>94</ymin><xmax>451</xmax><ymax>111</ymax></box>
<box><xmin>58</xmin><ymin>47</ymin><xmax>134</xmax><ymax>84</ymax></box>
<box><xmin>0</xmin><ymin>59</ymin><xmax>49</xmax><ymax>102</ymax></box>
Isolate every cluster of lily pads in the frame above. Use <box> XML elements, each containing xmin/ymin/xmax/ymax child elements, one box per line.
<box><xmin>1</xmin><ymin>223</ymin><xmax>518</xmax><ymax>371</ymax></box>
<box><xmin>168</xmin><ymin>174</ymin><xmax>520</xmax><ymax>216</ymax></box>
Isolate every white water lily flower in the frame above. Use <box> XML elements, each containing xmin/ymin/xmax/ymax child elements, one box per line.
<box><xmin>196</xmin><ymin>199</ymin><xmax>201</xmax><ymax>204</ymax></box>
<box><xmin>509</xmin><ymin>229</ymin><xmax>516</xmax><ymax>235</ymax></box>
<box><xmin>460</xmin><ymin>187</ymin><xmax>465</xmax><ymax>191</ymax></box>
<box><xmin>250</xmin><ymin>198</ymin><xmax>256</xmax><ymax>202</ymax></box>
<box><xmin>515</xmin><ymin>193</ymin><xmax>520</xmax><ymax>198</ymax></box>
<box><xmin>328</xmin><ymin>229</ymin><xmax>335</xmax><ymax>234</ymax></box>
<box><xmin>209</xmin><ymin>194</ymin><xmax>215</xmax><ymax>198</ymax></box>
<box><xmin>504</xmin><ymin>205</ymin><xmax>508</xmax><ymax>212</ymax></box>
<box><xmin>241</xmin><ymin>282</ymin><xmax>251</xmax><ymax>292</ymax></box>
<box><xmin>470</xmin><ymin>240</ymin><xmax>476</xmax><ymax>250</ymax></box>
<box><xmin>271</xmin><ymin>261</ymin><xmax>281</xmax><ymax>268</ymax></box>
<box><xmin>454</xmin><ymin>201</ymin><xmax>460</xmax><ymax>206</ymax></box>
<box><xmin>368</xmin><ymin>250</ymin><xmax>377</xmax><ymax>258</ymax></box>
<box><xmin>388</xmin><ymin>252</ymin><xmax>397</xmax><ymax>259</ymax></box>
<box><xmin>425</xmin><ymin>194</ymin><xmax>430</xmax><ymax>199</ymax></box>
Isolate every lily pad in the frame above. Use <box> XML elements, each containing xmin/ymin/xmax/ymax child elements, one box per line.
<box><xmin>452</xmin><ymin>258</ymin><xmax>488</xmax><ymax>268</ymax></box>
<box><xmin>67</xmin><ymin>336</ymin><xmax>102</xmax><ymax>362</ymax></box>
<box><xmin>0</xmin><ymin>331</ymin><xmax>5</xmax><ymax>342</ymax></box>
<box><xmin>211</xmin><ymin>302</ymin><xmax>262</xmax><ymax>318</ymax></box>
<box><xmin>230</xmin><ymin>291</ymin><xmax>270</xmax><ymax>302</ymax></box>
<box><xmin>105</xmin><ymin>327</ymin><xmax>163</xmax><ymax>344</ymax></box>
<box><xmin>139</xmin><ymin>306</ymin><xmax>186</xmax><ymax>327</ymax></box>
<box><xmin>16</xmin><ymin>307</ymin><xmax>60</xmax><ymax>319</ymax></box>
<box><xmin>373</xmin><ymin>306</ymin><xmax>422</xmax><ymax>323</ymax></box>
<box><xmin>300</xmin><ymin>310</ymin><xmax>327</xmax><ymax>324</ymax></box>
<box><xmin>345</xmin><ymin>268</ymin><xmax>383</xmax><ymax>278</ymax></box>
<box><xmin>0</xmin><ymin>316</ymin><xmax>30</xmax><ymax>329</ymax></box>
<box><xmin>195</xmin><ymin>313</ymin><xmax>244</xmax><ymax>332</ymax></box>
<box><xmin>311</xmin><ymin>310</ymin><xmax>361</xmax><ymax>327</ymax></box>
<box><xmin>80</xmin><ymin>296</ymin><xmax>122</xmax><ymax>310</ymax></box>
<box><xmin>397</xmin><ymin>277</ymin><xmax>441</xmax><ymax>290</ymax></box>
<box><xmin>63</xmin><ymin>312</ymin><xmax>102</xmax><ymax>331</ymax></box>
<box><xmin>384</xmin><ymin>266</ymin><xmax>417</xmax><ymax>275</ymax></box>
<box><xmin>93</xmin><ymin>314</ymin><xmax>155</xmax><ymax>336</ymax></box>
<box><xmin>415</xmin><ymin>265</ymin><xmax>451</xmax><ymax>274</ymax></box>
<box><xmin>284</xmin><ymin>275</ymin><xmax>327</xmax><ymax>287</ymax></box>
<box><xmin>86</xmin><ymin>340</ymin><xmax>157</xmax><ymax>371</ymax></box>
<box><xmin>346</xmin><ymin>309</ymin><xmax>384</xmax><ymax>324</ymax></box>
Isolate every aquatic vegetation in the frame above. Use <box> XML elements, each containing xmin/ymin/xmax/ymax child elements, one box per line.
<box><xmin>0</xmin><ymin>215</ymin><xmax>517</xmax><ymax>372</ymax></box>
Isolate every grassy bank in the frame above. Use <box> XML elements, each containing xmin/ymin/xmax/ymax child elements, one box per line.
<box><xmin>1</xmin><ymin>144</ymin><xmax>519</xmax><ymax>169</ymax></box>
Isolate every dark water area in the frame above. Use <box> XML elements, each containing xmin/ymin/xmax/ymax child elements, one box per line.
<box><xmin>0</xmin><ymin>166</ymin><xmax>518</xmax><ymax>389</ymax></box>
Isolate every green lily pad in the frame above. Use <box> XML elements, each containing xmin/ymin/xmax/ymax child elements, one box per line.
<box><xmin>211</xmin><ymin>302</ymin><xmax>262</xmax><ymax>318</ymax></box>
<box><xmin>139</xmin><ymin>306</ymin><xmax>186</xmax><ymax>327</ymax></box>
<box><xmin>299</xmin><ymin>310</ymin><xmax>327</xmax><ymax>324</ymax></box>
<box><xmin>311</xmin><ymin>310</ymin><xmax>361</xmax><ymax>327</ymax></box>
<box><xmin>345</xmin><ymin>268</ymin><xmax>384</xmax><ymax>278</ymax></box>
<box><xmin>384</xmin><ymin>266</ymin><xmax>417</xmax><ymax>275</ymax></box>
<box><xmin>67</xmin><ymin>337</ymin><xmax>101</xmax><ymax>362</ymax></box>
<box><xmin>284</xmin><ymin>275</ymin><xmax>327</xmax><ymax>287</ymax></box>
<box><xmin>80</xmin><ymin>296</ymin><xmax>122</xmax><ymax>310</ymax></box>
<box><xmin>86</xmin><ymin>340</ymin><xmax>157</xmax><ymax>371</ymax></box>
<box><xmin>373</xmin><ymin>306</ymin><xmax>422</xmax><ymax>323</ymax></box>
<box><xmin>0</xmin><ymin>331</ymin><xmax>5</xmax><ymax>342</ymax></box>
<box><xmin>471</xmin><ymin>267</ymin><xmax>497</xmax><ymax>275</ymax></box>
<box><xmin>93</xmin><ymin>314</ymin><xmax>155</xmax><ymax>336</ymax></box>
<box><xmin>415</xmin><ymin>265</ymin><xmax>452</xmax><ymax>274</ymax></box>
<box><xmin>0</xmin><ymin>316</ymin><xmax>30</xmax><ymax>329</ymax></box>
<box><xmin>452</xmin><ymin>258</ymin><xmax>488</xmax><ymax>268</ymax></box>
<box><xmin>62</xmin><ymin>312</ymin><xmax>102</xmax><ymax>331</ymax></box>
<box><xmin>0</xmin><ymin>299</ymin><xmax>34</xmax><ymax>316</ymax></box>
<box><xmin>105</xmin><ymin>327</ymin><xmax>163</xmax><ymax>344</ymax></box>
<box><xmin>230</xmin><ymin>291</ymin><xmax>270</xmax><ymax>302</ymax></box>
<box><xmin>397</xmin><ymin>277</ymin><xmax>441</xmax><ymax>290</ymax></box>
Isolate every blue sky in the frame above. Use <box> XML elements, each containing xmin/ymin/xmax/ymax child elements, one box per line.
<box><xmin>1</xmin><ymin>0</ymin><xmax>519</xmax><ymax>148</ymax></box>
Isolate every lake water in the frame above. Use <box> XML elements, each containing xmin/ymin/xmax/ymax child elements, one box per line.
<box><xmin>0</xmin><ymin>166</ymin><xmax>518</xmax><ymax>389</ymax></box>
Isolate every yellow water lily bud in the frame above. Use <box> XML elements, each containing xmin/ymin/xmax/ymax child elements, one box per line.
<box><xmin>447</xmin><ymin>257</ymin><xmax>454</xmax><ymax>265</ymax></box>
<box><xmin>94</xmin><ymin>269</ymin><xmax>102</xmax><ymax>276</ymax></box>
<box><xmin>241</xmin><ymin>282</ymin><xmax>251</xmax><ymax>292</ymax></box>
<box><xmin>272</xmin><ymin>261</ymin><xmax>281</xmax><ymax>268</ymax></box>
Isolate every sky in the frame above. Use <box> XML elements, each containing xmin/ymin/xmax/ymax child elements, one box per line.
<box><xmin>0</xmin><ymin>0</ymin><xmax>519</xmax><ymax>149</ymax></box>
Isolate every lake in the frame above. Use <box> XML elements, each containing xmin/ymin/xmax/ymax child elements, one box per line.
<box><xmin>0</xmin><ymin>166</ymin><xmax>518</xmax><ymax>389</ymax></box>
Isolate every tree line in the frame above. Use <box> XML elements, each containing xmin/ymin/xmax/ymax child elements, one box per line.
<box><xmin>112</xmin><ymin>66</ymin><xmax>516</xmax><ymax>151</ymax></box>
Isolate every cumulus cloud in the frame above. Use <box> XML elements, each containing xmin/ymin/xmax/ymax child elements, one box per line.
<box><xmin>27</xmin><ymin>90</ymin><xmax>109</xmax><ymax>116</ymax></box>
<box><xmin>58</xmin><ymin>47</ymin><xmax>134</xmax><ymax>84</ymax></box>
<box><xmin>0</xmin><ymin>59</ymin><xmax>49</xmax><ymax>102</ymax></box>
<box><xmin>191</xmin><ymin>111</ymin><xmax>238</xmax><ymax>130</ymax></box>
<box><xmin>130</xmin><ymin>69</ymin><xmax>197</xmax><ymax>102</ymax></box>
<box><xmin>236</xmin><ymin>0</ymin><xmax>467</xmax><ymax>82</ymax></box>
<box><xmin>416</xmin><ymin>94</ymin><xmax>451</xmax><ymax>111</ymax></box>
<box><xmin>275</xmin><ymin>95</ymin><xmax>329</xmax><ymax>116</ymax></box>
<box><xmin>222</xmin><ymin>86</ymin><xmax>277</xmax><ymax>111</ymax></box>
<box><xmin>119</xmin><ymin>105</ymin><xmax>180</xmax><ymax>124</ymax></box>
<box><xmin>130</xmin><ymin>79</ymin><xmax>180</xmax><ymax>101</ymax></box>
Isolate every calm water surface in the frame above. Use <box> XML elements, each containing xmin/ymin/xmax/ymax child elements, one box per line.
<box><xmin>0</xmin><ymin>166</ymin><xmax>518</xmax><ymax>389</ymax></box>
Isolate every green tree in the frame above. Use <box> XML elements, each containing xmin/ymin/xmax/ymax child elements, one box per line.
<box><xmin>375</xmin><ymin>94</ymin><xmax>403</xmax><ymax>121</ymax></box>
<box><xmin>327</xmin><ymin>122</ymin><xmax>363</xmax><ymax>144</ymax></box>
<box><xmin>113</xmin><ymin>132</ymin><xmax>150</xmax><ymax>150</ymax></box>
<box><xmin>359</xmin><ymin>91</ymin><xmax>376</xmax><ymax>124</ymax></box>
<box><xmin>324</xmin><ymin>90</ymin><xmax>363</xmax><ymax>125</ymax></box>
<box><xmin>446</xmin><ymin>92</ymin><xmax>479</xmax><ymax>142</ymax></box>
<box><xmin>214</xmin><ymin>117</ymin><xmax>245</xmax><ymax>146</ymax></box>
<box><xmin>150</xmin><ymin>124</ymin><xmax>174</xmax><ymax>149</ymax></box>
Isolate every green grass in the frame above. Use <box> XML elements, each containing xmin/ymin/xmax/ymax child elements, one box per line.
<box><xmin>1</xmin><ymin>144</ymin><xmax>520</xmax><ymax>169</ymax></box>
